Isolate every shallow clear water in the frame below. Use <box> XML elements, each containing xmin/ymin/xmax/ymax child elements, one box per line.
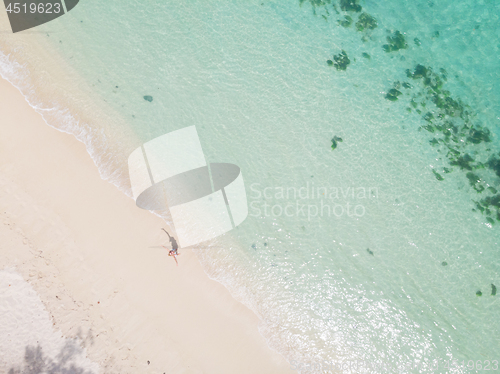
<box><xmin>1</xmin><ymin>0</ymin><xmax>499</xmax><ymax>372</ymax></box>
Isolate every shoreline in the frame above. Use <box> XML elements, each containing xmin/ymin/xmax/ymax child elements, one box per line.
<box><xmin>0</xmin><ymin>9</ymin><xmax>139</xmax><ymax>194</ymax></box>
<box><xmin>0</xmin><ymin>76</ymin><xmax>291</xmax><ymax>373</ymax></box>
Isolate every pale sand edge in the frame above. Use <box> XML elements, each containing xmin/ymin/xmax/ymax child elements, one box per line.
<box><xmin>0</xmin><ymin>77</ymin><xmax>292</xmax><ymax>373</ymax></box>
<box><xmin>0</xmin><ymin>10</ymin><xmax>140</xmax><ymax>193</ymax></box>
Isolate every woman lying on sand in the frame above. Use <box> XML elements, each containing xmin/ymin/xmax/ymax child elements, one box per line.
<box><xmin>162</xmin><ymin>228</ymin><xmax>180</xmax><ymax>266</ymax></box>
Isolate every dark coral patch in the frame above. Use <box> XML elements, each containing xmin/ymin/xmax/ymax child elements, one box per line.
<box><xmin>391</xmin><ymin>62</ymin><xmax>498</xmax><ymax>223</ymax></box>
<box><xmin>432</xmin><ymin>170</ymin><xmax>444</xmax><ymax>181</ymax></box>
<box><xmin>331</xmin><ymin>136</ymin><xmax>343</xmax><ymax>150</ymax></box>
<box><xmin>339</xmin><ymin>0</ymin><xmax>361</xmax><ymax>12</ymax></box>
<box><xmin>487</xmin><ymin>156</ymin><xmax>500</xmax><ymax>177</ymax></box>
<box><xmin>467</xmin><ymin>127</ymin><xmax>491</xmax><ymax>144</ymax></box>
<box><xmin>356</xmin><ymin>12</ymin><xmax>377</xmax><ymax>32</ymax></box>
<box><xmin>450</xmin><ymin>154</ymin><xmax>474</xmax><ymax>171</ymax></box>
<box><xmin>385</xmin><ymin>88</ymin><xmax>402</xmax><ymax>101</ymax></box>
<box><xmin>383</xmin><ymin>31</ymin><xmax>408</xmax><ymax>52</ymax></box>
<box><xmin>466</xmin><ymin>172</ymin><xmax>484</xmax><ymax>192</ymax></box>
<box><xmin>339</xmin><ymin>15</ymin><xmax>353</xmax><ymax>27</ymax></box>
<box><xmin>332</xmin><ymin>50</ymin><xmax>351</xmax><ymax>70</ymax></box>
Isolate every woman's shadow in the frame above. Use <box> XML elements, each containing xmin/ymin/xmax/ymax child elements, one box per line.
<box><xmin>162</xmin><ymin>228</ymin><xmax>178</xmax><ymax>251</ymax></box>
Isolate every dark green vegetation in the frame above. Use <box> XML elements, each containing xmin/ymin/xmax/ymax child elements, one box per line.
<box><xmin>143</xmin><ymin>95</ymin><xmax>153</xmax><ymax>102</ymax></box>
<box><xmin>383</xmin><ymin>31</ymin><xmax>408</xmax><ymax>52</ymax></box>
<box><xmin>432</xmin><ymin>170</ymin><xmax>444</xmax><ymax>181</ymax></box>
<box><xmin>385</xmin><ymin>88</ymin><xmax>402</xmax><ymax>102</ymax></box>
<box><xmin>356</xmin><ymin>12</ymin><xmax>377</xmax><ymax>32</ymax></box>
<box><xmin>339</xmin><ymin>0</ymin><xmax>361</xmax><ymax>12</ymax></box>
<box><xmin>300</xmin><ymin>0</ymin><xmax>500</xmax><ymax>226</ymax></box>
<box><xmin>338</xmin><ymin>15</ymin><xmax>352</xmax><ymax>27</ymax></box>
<box><xmin>299</xmin><ymin>0</ymin><xmax>332</xmax><ymax>8</ymax></box>
<box><xmin>331</xmin><ymin>135</ymin><xmax>343</xmax><ymax>150</ymax></box>
<box><xmin>300</xmin><ymin>0</ymin><xmax>377</xmax><ymax>42</ymax></box>
<box><xmin>384</xmin><ymin>81</ymin><xmax>409</xmax><ymax>102</ymax></box>
<box><xmin>385</xmin><ymin>64</ymin><xmax>499</xmax><ymax>224</ymax></box>
<box><xmin>299</xmin><ymin>0</ymin><xmax>334</xmax><ymax>18</ymax></box>
<box><xmin>295</xmin><ymin>1</ymin><xmax>498</xmax><ymax>305</ymax></box>
<box><xmin>466</xmin><ymin>172</ymin><xmax>484</xmax><ymax>192</ymax></box>
<box><xmin>331</xmin><ymin>50</ymin><xmax>350</xmax><ymax>70</ymax></box>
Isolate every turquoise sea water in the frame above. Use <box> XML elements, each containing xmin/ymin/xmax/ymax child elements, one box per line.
<box><xmin>1</xmin><ymin>0</ymin><xmax>499</xmax><ymax>372</ymax></box>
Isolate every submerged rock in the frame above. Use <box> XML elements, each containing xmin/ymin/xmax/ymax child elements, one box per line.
<box><xmin>339</xmin><ymin>0</ymin><xmax>362</xmax><ymax>12</ymax></box>
<box><xmin>432</xmin><ymin>170</ymin><xmax>444</xmax><ymax>181</ymax></box>
<box><xmin>492</xmin><ymin>284</ymin><xmax>497</xmax><ymax>296</ymax></box>
<box><xmin>441</xmin><ymin>261</ymin><xmax>448</xmax><ymax>266</ymax></box>
<box><xmin>339</xmin><ymin>15</ymin><xmax>353</xmax><ymax>28</ymax></box>
<box><xmin>356</xmin><ymin>12</ymin><xmax>377</xmax><ymax>32</ymax></box>
<box><xmin>487</xmin><ymin>156</ymin><xmax>500</xmax><ymax>177</ymax></box>
<box><xmin>406</xmin><ymin>64</ymin><xmax>429</xmax><ymax>80</ymax></box>
<box><xmin>476</xmin><ymin>290</ymin><xmax>482</xmax><ymax>296</ymax></box>
<box><xmin>385</xmin><ymin>88</ymin><xmax>402</xmax><ymax>101</ymax></box>
<box><xmin>466</xmin><ymin>172</ymin><xmax>480</xmax><ymax>184</ymax></box>
<box><xmin>392</xmin><ymin>61</ymin><xmax>497</xmax><ymax>223</ymax></box>
<box><xmin>362</xmin><ymin>52</ymin><xmax>370</xmax><ymax>59</ymax></box>
<box><xmin>332</xmin><ymin>50</ymin><xmax>351</xmax><ymax>70</ymax></box>
<box><xmin>383</xmin><ymin>31</ymin><xmax>408</xmax><ymax>52</ymax></box>
<box><xmin>331</xmin><ymin>136</ymin><xmax>343</xmax><ymax>150</ymax></box>
<box><xmin>439</xmin><ymin>68</ymin><xmax>448</xmax><ymax>80</ymax></box>
<box><xmin>300</xmin><ymin>0</ymin><xmax>333</xmax><ymax>9</ymax></box>
<box><xmin>487</xmin><ymin>186</ymin><xmax>497</xmax><ymax>194</ymax></box>
<box><xmin>450</xmin><ymin>154</ymin><xmax>474</xmax><ymax>171</ymax></box>
<box><xmin>331</xmin><ymin>139</ymin><xmax>338</xmax><ymax>150</ymax></box>
<box><xmin>466</xmin><ymin>172</ymin><xmax>485</xmax><ymax>192</ymax></box>
<box><xmin>423</xmin><ymin>112</ymin><xmax>434</xmax><ymax>122</ymax></box>
<box><xmin>468</xmin><ymin>127</ymin><xmax>491</xmax><ymax>144</ymax></box>
<box><xmin>366</xmin><ymin>248</ymin><xmax>374</xmax><ymax>255</ymax></box>
<box><xmin>480</xmin><ymin>194</ymin><xmax>500</xmax><ymax>209</ymax></box>
<box><xmin>143</xmin><ymin>95</ymin><xmax>153</xmax><ymax>102</ymax></box>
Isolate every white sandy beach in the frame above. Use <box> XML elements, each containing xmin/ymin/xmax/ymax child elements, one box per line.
<box><xmin>0</xmin><ymin>76</ymin><xmax>292</xmax><ymax>373</ymax></box>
